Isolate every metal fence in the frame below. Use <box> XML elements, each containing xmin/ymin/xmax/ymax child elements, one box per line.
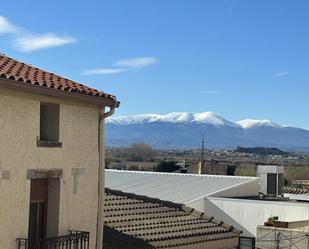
<box><xmin>16</xmin><ymin>230</ymin><xmax>90</xmax><ymax>249</ymax></box>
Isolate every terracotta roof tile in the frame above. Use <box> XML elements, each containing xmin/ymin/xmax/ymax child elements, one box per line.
<box><xmin>104</xmin><ymin>226</ymin><xmax>155</xmax><ymax>249</ymax></box>
<box><xmin>104</xmin><ymin>188</ymin><xmax>240</xmax><ymax>249</ymax></box>
<box><xmin>0</xmin><ymin>54</ymin><xmax>118</xmax><ymax>106</ymax></box>
<box><xmin>285</xmin><ymin>187</ymin><xmax>309</xmax><ymax>194</ymax></box>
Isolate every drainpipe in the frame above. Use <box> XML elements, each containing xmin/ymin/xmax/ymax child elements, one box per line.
<box><xmin>96</xmin><ymin>105</ymin><xmax>116</xmax><ymax>249</ymax></box>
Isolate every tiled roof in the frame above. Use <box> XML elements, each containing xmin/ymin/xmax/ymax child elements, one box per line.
<box><xmin>104</xmin><ymin>226</ymin><xmax>155</xmax><ymax>249</ymax></box>
<box><xmin>284</xmin><ymin>187</ymin><xmax>309</xmax><ymax>194</ymax></box>
<box><xmin>104</xmin><ymin>188</ymin><xmax>240</xmax><ymax>249</ymax></box>
<box><xmin>0</xmin><ymin>54</ymin><xmax>118</xmax><ymax>106</ymax></box>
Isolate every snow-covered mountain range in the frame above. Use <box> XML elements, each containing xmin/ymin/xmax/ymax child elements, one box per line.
<box><xmin>106</xmin><ymin>112</ymin><xmax>309</xmax><ymax>150</ymax></box>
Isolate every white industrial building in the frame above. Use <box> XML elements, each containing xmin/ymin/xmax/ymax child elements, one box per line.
<box><xmin>201</xmin><ymin>196</ymin><xmax>309</xmax><ymax>237</ymax></box>
<box><xmin>106</xmin><ymin>169</ymin><xmax>259</xmax><ymax>203</ymax></box>
<box><xmin>106</xmin><ymin>169</ymin><xmax>309</xmax><ymax>243</ymax></box>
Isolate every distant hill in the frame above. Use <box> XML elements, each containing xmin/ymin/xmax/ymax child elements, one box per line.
<box><xmin>106</xmin><ymin>112</ymin><xmax>309</xmax><ymax>151</ymax></box>
<box><xmin>235</xmin><ymin>146</ymin><xmax>290</xmax><ymax>155</ymax></box>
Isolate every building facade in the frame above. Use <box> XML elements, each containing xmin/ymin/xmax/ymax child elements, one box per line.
<box><xmin>0</xmin><ymin>54</ymin><xmax>118</xmax><ymax>249</ymax></box>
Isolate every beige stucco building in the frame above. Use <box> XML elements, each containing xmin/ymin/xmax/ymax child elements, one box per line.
<box><xmin>0</xmin><ymin>54</ymin><xmax>119</xmax><ymax>249</ymax></box>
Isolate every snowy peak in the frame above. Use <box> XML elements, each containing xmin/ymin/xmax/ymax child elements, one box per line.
<box><xmin>106</xmin><ymin>114</ymin><xmax>160</xmax><ymax>125</ymax></box>
<box><xmin>106</xmin><ymin>112</ymin><xmax>309</xmax><ymax>150</ymax></box>
<box><xmin>192</xmin><ymin>112</ymin><xmax>237</xmax><ymax>126</ymax></box>
<box><xmin>156</xmin><ymin>112</ymin><xmax>194</xmax><ymax>123</ymax></box>
<box><xmin>107</xmin><ymin>112</ymin><xmax>237</xmax><ymax>127</ymax></box>
<box><xmin>107</xmin><ymin>112</ymin><xmax>289</xmax><ymax>129</ymax></box>
<box><xmin>237</xmin><ymin>119</ymin><xmax>281</xmax><ymax>129</ymax></box>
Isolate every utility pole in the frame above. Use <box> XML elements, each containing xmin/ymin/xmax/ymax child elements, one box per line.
<box><xmin>200</xmin><ymin>132</ymin><xmax>205</xmax><ymax>173</ymax></box>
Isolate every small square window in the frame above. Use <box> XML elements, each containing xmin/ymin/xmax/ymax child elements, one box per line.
<box><xmin>39</xmin><ymin>103</ymin><xmax>61</xmax><ymax>146</ymax></box>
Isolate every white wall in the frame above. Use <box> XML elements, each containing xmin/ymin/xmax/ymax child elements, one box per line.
<box><xmin>213</xmin><ymin>179</ymin><xmax>259</xmax><ymax>198</ymax></box>
<box><xmin>203</xmin><ymin>197</ymin><xmax>309</xmax><ymax>237</ymax></box>
<box><xmin>186</xmin><ymin>179</ymin><xmax>260</xmax><ymax>211</ymax></box>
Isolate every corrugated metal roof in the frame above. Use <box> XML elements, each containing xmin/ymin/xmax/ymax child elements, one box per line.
<box><xmin>105</xmin><ymin>170</ymin><xmax>259</xmax><ymax>204</ymax></box>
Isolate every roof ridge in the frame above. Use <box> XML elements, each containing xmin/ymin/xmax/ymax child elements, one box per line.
<box><xmin>105</xmin><ymin>188</ymin><xmax>184</xmax><ymax>210</ymax></box>
<box><xmin>106</xmin><ymin>169</ymin><xmax>258</xmax><ymax>179</ymax></box>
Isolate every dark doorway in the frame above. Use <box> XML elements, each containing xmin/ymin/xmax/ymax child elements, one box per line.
<box><xmin>28</xmin><ymin>179</ymin><xmax>48</xmax><ymax>248</ymax></box>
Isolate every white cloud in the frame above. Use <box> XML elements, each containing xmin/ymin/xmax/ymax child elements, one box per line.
<box><xmin>115</xmin><ymin>57</ymin><xmax>159</xmax><ymax>68</ymax></box>
<box><xmin>83</xmin><ymin>68</ymin><xmax>128</xmax><ymax>75</ymax></box>
<box><xmin>203</xmin><ymin>90</ymin><xmax>222</xmax><ymax>94</ymax></box>
<box><xmin>274</xmin><ymin>72</ymin><xmax>289</xmax><ymax>77</ymax></box>
<box><xmin>14</xmin><ymin>33</ymin><xmax>76</xmax><ymax>52</ymax></box>
<box><xmin>0</xmin><ymin>16</ymin><xmax>18</xmax><ymax>34</ymax></box>
<box><xmin>84</xmin><ymin>57</ymin><xmax>159</xmax><ymax>75</ymax></box>
<box><xmin>0</xmin><ymin>15</ymin><xmax>76</xmax><ymax>52</ymax></box>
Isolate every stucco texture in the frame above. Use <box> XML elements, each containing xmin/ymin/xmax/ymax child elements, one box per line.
<box><xmin>0</xmin><ymin>87</ymin><xmax>100</xmax><ymax>249</ymax></box>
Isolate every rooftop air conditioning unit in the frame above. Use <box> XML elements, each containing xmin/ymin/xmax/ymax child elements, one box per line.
<box><xmin>257</xmin><ymin>165</ymin><xmax>284</xmax><ymax>197</ymax></box>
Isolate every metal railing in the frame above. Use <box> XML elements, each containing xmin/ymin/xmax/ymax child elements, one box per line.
<box><xmin>16</xmin><ymin>230</ymin><xmax>90</xmax><ymax>249</ymax></box>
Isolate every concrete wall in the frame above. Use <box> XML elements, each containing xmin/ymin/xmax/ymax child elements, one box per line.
<box><xmin>0</xmin><ymin>87</ymin><xmax>100</xmax><ymax>249</ymax></box>
<box><xmin>214</xmin><ymin>179</ymin><xmax>260</xmax><ymax>198</ymax></box>
<box><xmin>186</xmin><ymin>179</ymin><xmax>260</xmax><ymax>212</ymax></box>
<box><xmin>287</xmin><ymin>220</ymin><xmax>309</xmax><ymax>232</ymax></box>
<box><xmin>186</xmin><ymin>179</ymin><xmax>261</xmax><ymax>242</ymax></box>
<box><xmin>203</xmin><ymin>197</ymin><xmax>309</xmax><ymax>238</ymax></box>
<box><xmin>256</xmin><ymin>226</ymin><xmax>309</xmax><ymax>249</ymax></box>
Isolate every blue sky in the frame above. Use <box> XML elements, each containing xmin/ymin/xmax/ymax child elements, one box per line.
<box><xmin>1</xmin><ymin>1</ymin><xmax>309</xmax><ymax>128</ymax></box>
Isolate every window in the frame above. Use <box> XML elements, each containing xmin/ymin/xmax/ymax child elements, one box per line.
<box><xmin>38</xmin><ymin>103</ymin><xmax>61</xmax><ymax>147</ymax></box>
<box><xmin>239</xmin><ymin>236</ymin><xmax>256</xmax><ymax>249</ymax></box>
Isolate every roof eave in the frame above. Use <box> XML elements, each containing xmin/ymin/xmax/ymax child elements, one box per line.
<box><xmin>0</xmin><ymin>78</ymin><xmax>119</xmax><ymax>108</ymax></box>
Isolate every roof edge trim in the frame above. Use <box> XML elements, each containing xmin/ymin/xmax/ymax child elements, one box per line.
<box><xmin>106</xmin><ymin>169</ymin><xmax>258</xmax><ymax>180</ymax></box>
<box><xmin>0</xmin><ymin>78</ymin><xmax>119</xmax><ymax>108</ymax></box>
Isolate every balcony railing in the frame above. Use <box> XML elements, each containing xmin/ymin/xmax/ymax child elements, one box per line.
<box><xmin>16</xmin><ymin>230</ymin><xmax>90</xmax><ymax>249</ymax></box>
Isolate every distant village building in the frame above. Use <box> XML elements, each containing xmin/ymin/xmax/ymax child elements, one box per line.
<box><xmin>198</xmin><ymin>159</ymin><xmax>229</xmax><ymax>175</ymax></box>
<box><xmin>196</xmin><ymin>134</ymin><xmax>229</xmax><ymax>175</ymax></box>
<box><xmin>290</xmin><ymin>179</ymin><xmax>309</xmax><ymax>187</ymax></box>
<box><xmin>0</xmin><ymin>54</ymin><xmax>119</xmax><ymax>249</ymax></box>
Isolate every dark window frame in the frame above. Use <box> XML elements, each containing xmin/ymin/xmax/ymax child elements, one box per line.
<box><xmin>37</xmin><ymin>103</ymin><xmax>62</xmax><ymax>148</ymax></box>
